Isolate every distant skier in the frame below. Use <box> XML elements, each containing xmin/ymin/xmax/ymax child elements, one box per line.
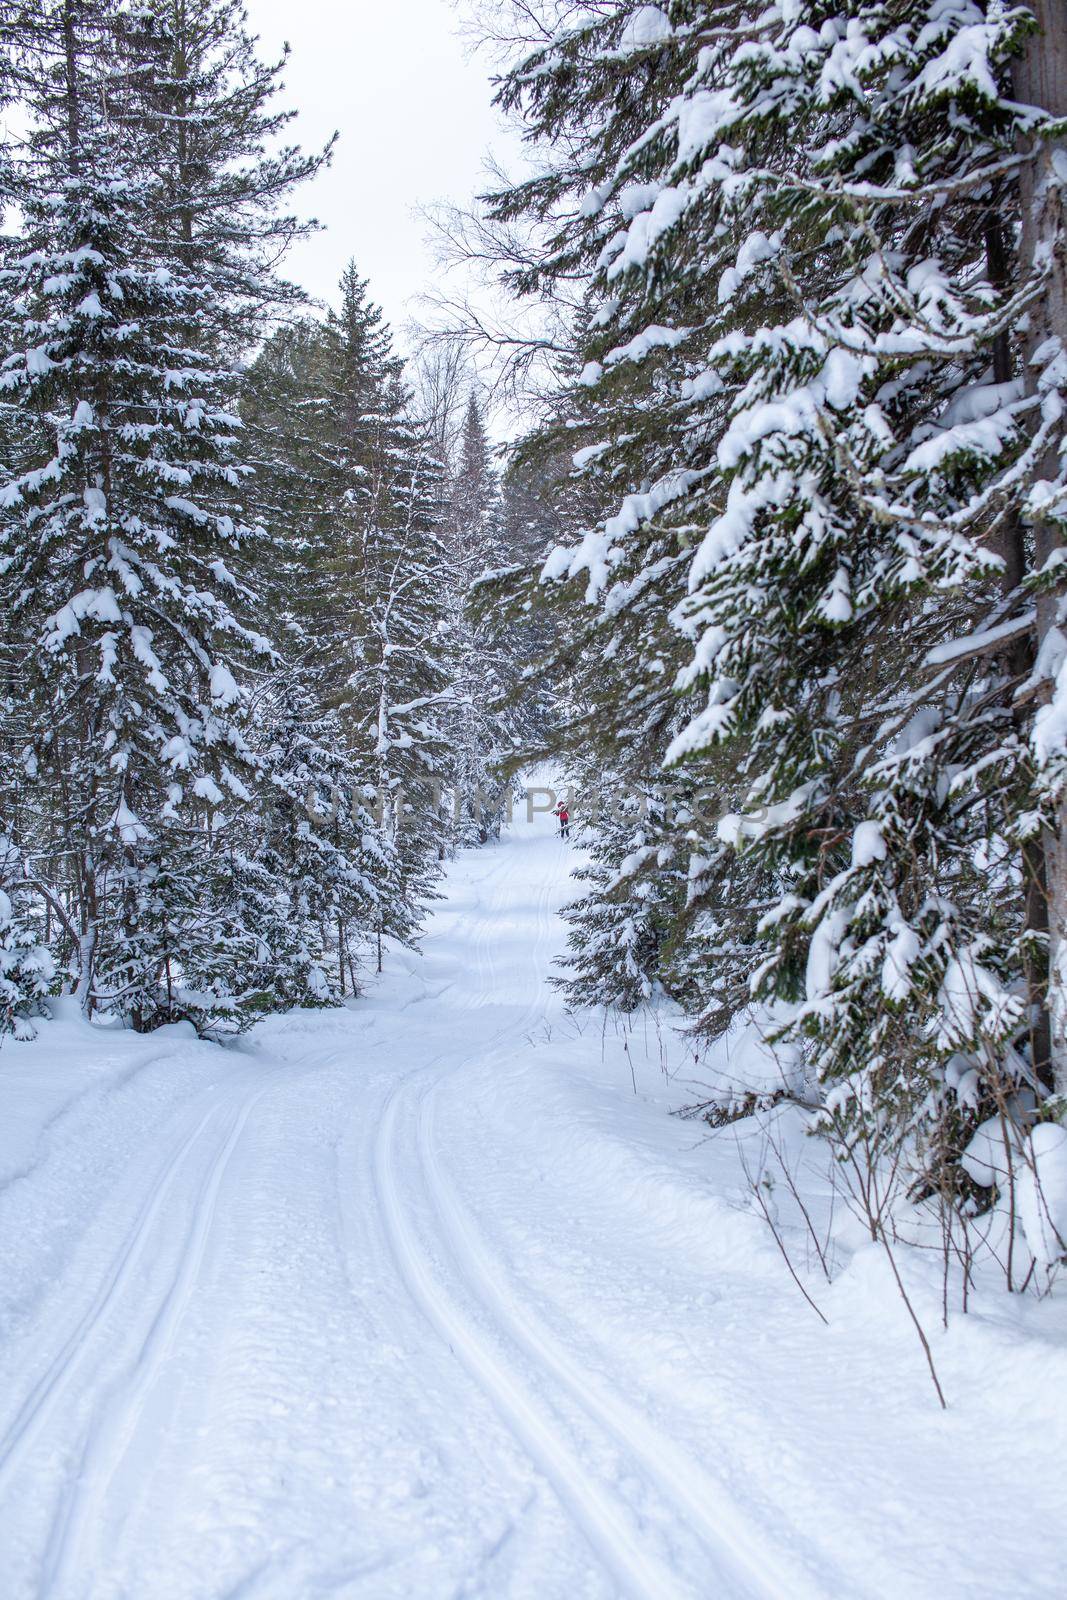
<box><xmin>555</xmin><ymin>801</ymin><xmax>571</xmax><ymax>840</ymax></box>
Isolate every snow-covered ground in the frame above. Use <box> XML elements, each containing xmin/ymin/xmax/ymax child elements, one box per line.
<box><xmin>1</xmin><ymin>807</ymin><xmax>1065</xmax><ymax>1600</ymax></box>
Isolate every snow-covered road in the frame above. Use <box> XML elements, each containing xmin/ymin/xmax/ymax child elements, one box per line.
<box><xmin>2</xmin><ymin>813</ymin><xmax>1065</xmax><ymax>1600</ymax></box>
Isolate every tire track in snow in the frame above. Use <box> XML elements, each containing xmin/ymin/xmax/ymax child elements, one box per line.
<box><xmin>0</xmin><ymin>1066</ymin><xmax>279</xmax><ymax>1600</ymax></box>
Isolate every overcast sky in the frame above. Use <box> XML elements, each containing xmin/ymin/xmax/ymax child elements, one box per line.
<box><xmin>248</xmin><ymin>0</ymin><xmax>514</xmax><ymax>343</ymax></box>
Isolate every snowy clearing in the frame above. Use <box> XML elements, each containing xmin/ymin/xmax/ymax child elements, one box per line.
<box><xmin>1</xmin><ymin>809</ymin><xmax>1065</xmax><ymax>1600</ymax></box>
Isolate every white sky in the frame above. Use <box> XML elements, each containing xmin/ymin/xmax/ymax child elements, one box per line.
<box><xmin>248</xmin><ymin>0</ymin><xmax>514</xmax><ymax>343</ymax></box>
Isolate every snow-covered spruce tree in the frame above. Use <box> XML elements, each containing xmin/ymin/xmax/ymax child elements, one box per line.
<box><xmin>312</xmin><ymin>269</ymin><xmax>457</xmax><ymax>913</ymax></box>
<box><xmin>256</xmin><ymin>672</ymin><xmax>393</xmax><ymax>999</ymax></box>
<box><xmin>243</xmin><ymin>323</ymin><xmax>403</xmax><ymax>997</ymax></box>
<box><xmin>444</xmin><ymin>394</ymin><xmax>518</xmax><ymax>846</ymax></box>
<box><xmin>245</xmin><ymin>267</ymin><xmax>454</xmax><ymax>957</ymax></box>
<box><xmin>448</xmin><ymin>395</ymin><xmax>500</xmax><ymax>588</ymax></box>
<box><xmin>362</xmin><ymin>415</ymin><xmax>456</xmax><ymax>902</ymax></box>
<box><xmin>140</xmin><ymin>0</ymin><xmax>328</xmax><ymax>353</ymax></box>
<box><xmin>559</xmin><ymin>774</ymin><xmax>692</xmax><ymax>1013</ymax></box>
<box><xmin>1016</xmin><ymin>1</ymin><xmax>1067</xmax><ymax>1085</ymax></box>
<box><xmin>0</xmin><ymin>0</ymin><xmax>328</xmax><ymax>1031</ymax></box>
<box><xmin>138</xmin><ymin>0</ymin><xmax>345</xmax><ymax>1009</ymax></box>
<box><xmin>644</xmin><ymin>1</ymin><xmax>1067</xmax><ymax>1210</ymax></box>
<box><xmin>483</xmin><ymin>6</ymin><xmax>742</xmax><ymax>1017</ymax></box>
<box><xmin>240</xmin><ymin>318</ymin><xmax>403</xmax><ymax>993</ymax></box>
<box><xmin>491</xmin><ymin>3</ymin><xmax>1067</xmax><ymax>1237</ymax></box>
<box><xmin>0</xmin><ymin>29</ymin><xmax>47</xmax><ymax>1035</ymax></box>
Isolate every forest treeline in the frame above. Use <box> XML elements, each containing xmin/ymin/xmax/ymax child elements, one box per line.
<box><xmin>0</xmin><ymin>0</ymin><xmax>551</xmax><ymax>1038</ymax></box>
<box><xmin>4</xmin><ymin>0</ymin><xmax>1067</xmax><ymax>1293</ymax></box>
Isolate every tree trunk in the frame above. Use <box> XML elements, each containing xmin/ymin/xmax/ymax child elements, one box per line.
<box><xmin>1016</xmin><ymin>1</ymin><xmax>1067</xmax><ymax>1090</ymax></box>
<box><xmin>987</xmin><ymin>221</ymin><xmax>1053</xmax><ymax>1085</ymax></box>
<box><xmin>62</xmin><ymin>0</ymin><xmax>81</xmax><ymax>174</ymax></box>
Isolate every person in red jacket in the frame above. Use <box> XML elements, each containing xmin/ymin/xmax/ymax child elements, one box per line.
<box><xmin>554</xmin><ymin>801</ymin><xmax>571</xmax><ymax>839</ymax></box>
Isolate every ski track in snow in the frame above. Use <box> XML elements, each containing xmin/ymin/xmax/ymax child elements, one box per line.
<box><xmin>2</xmin><ymin>810</ymin><xmax>1066</xmax><ymax>1599</ymax></box>
<box><xmin>39</xmin><ymin>1090</ymin><xmax>268</xmax><ymax>1596</ymax></box>
<box><xmin>372</xmin><ymin>848</ymin><xmax>698</xmax><ymax>1600</ymax></box>
<box><xmin>373</xmin><ymin>841</ymin><xmax>789</xmax><ymax>1600</ymax></box>
<box><xmin>412</xmin><ymin>1087</ymin><xmax>788</xmax><ymax>1600</ymax></box>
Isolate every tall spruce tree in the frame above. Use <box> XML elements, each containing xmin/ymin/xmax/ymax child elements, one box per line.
<box><xmin>449</xmin><ymin>395</ymin><xmax>499</xmax><ymax>586</ymax></box>
<box><xmin>245</xmin><ymin>268</ymin><xmax>455</xmax><ymax>958</ymax></box>
<box><xmin>443</xmin><ymin>394</ymin><xmax>517</xmax><ymax>845</ymax></box>
<box><xmin>0</xmin><ymin>0</ymin><xmax>328</xmax><ymax>1030</ymax></box>
<box><xmin>489</xmin><ymin>1</ymin><xmax>1067</xmax><ymax>1241</ymax></box>
<box><xmin>142</xmin><ymin>0</ymin><xmax>328</xmax><ymax>351</ymax></box>
<box><xmin>241</xmin><ymin>312</ymin><xmax>405</xmax><ymax>992</ymax></box>
<box><xmin>309</xmin><ymin>267</ymin><xmax>455</xmax><ymax>934</ymax></box>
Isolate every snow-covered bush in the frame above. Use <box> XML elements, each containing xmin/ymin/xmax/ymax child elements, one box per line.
<box><xmin>691</xmin><ymin>1006</ymin><xmax>809</xmax><ymax>1127</ymax></box>
<box><xmin>1018</xmin><ymin>1124</ymin><xmax>1067</xmax><ymax>1278</ymax></box>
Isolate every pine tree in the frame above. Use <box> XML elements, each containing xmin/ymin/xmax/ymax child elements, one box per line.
<box><xmin>358</xmin><ymin>413</ymin><xmax>455</xmax><ymax>899</ymax></box>
<box><xmin>559</xmin><ymin>775</ymin><xmax>687</xmax><ymax>1013</ymax></box>
<box><xmin>241</xmin><ymin>313</ymin><xmax>405</xmax><ymax>992</ymax></box>
<box><xmin>448</xmin><ymin>395</ymin><xmax>499</xmax><ymax>584</ymax></box>
<box><xmin>257</xmin><ymin>665</ymin><xmax>396</xmax><ymax>996</ymax></box>
<box><xmin>640</xmin><ymin>0</ymin><xmax>1067</xmax><ymax>1187</ymax></box>
<box><xmin>309</xmin><ymin>268</ymin><xmax>455</xmax><ymax>930</ymax></box>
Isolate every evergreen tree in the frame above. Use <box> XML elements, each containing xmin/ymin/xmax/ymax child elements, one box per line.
<box><xmin>241</xmin><ymin>311</ymin><xmax>405</xmax><ymax>992</ymax></box>
<box><xmin>559</xmin><ymin>776</ymin><xmax>688</xmax><ymax>1013</ymax></box>
<box><xmin>642</xmin><ymin>0</ymin><xmax>1067</xmax><ymax>1189</ymax></box>
<box><xmin>142</xmin><ymin>0</ymin><xmax>329</xmax><ymax>351</ymax></box>
<box><xmin>0</xmin><ymin>0</ymin><xmax>328</xmax><ymax>1030</ymax></box>
<box><xmin>244</xmin><ymin>267</ymin><xmax>456</xmax><ymax>956</ymax></box>
<box><xmin>448</xmin><ymin>395</ymin><xmax>499</xmax><ymax>584</ymax></box>
<box><xmin>255</xmin><ymin>668</ymin><xmax>390</xmax><ymax>998</ymax></box>
<box><xmin>442</xmin><ymin>393</ymin><xmax>517</xmax><ymax>845</ymax></box>
<box><xmin>355</xmin><ymin>412</ymin><xmax>454</xmax><ymax>901</ymax></box>
<box><xmin>489</xmin><ymin>1</ymin><xmax>1067</xmax><ymax>1233</ymax></box>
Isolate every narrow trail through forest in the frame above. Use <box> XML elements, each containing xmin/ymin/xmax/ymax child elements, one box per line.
<box><xmin>1</xmin><ymin>811</ymin><xmax>1064</xmax><ymax>1600</ymax></box>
